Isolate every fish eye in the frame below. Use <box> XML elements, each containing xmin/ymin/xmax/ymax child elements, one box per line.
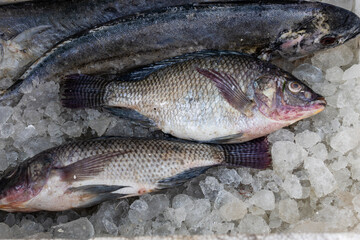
<box><xmin>320</xmin><ymin>36</ymin><xmax>337</xmax><ymax>45</ymax></box>
<box><xmin>288</xmin><ymin>82</ymin><xmax>302</xmax><ymax>93</ymax></box>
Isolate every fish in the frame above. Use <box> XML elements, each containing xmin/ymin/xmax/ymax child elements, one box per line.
<box><xmin>0</xmin><ymin>0</ymin><xmax>200</xmax><ymax>82</ymax></box>
<box><xmin>61</xmin><ymin>51</ymin><xmax>326</xmax><ymax>143</ymax></box>
<box><xmin>1</xmin><ymin>1</ymin><xmax>359</xmax><ymax>102</ymax></box>
<box><xmin>0</xmin><ymin>137</ymin><xmax>271</xmax><ymax>212</ymax></box>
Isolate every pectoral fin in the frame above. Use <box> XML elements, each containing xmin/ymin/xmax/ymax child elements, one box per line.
<box><xmin>197</xmin><ymin>68</ymin><xmax>255</xmax><ymax>117</ymax></box>
<box><xmin>66</xmin><ymin>185</ymin><xmax>128</xmax><ymax>209</ymax></box>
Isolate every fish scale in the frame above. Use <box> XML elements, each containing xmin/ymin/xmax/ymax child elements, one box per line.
<box><xmin>0</xmin><ymin>137</ymin><xmax>271</xmax><ymax>211</ymax></box>
<box><xmin>107</xmin><ymin>56</ymin><xmax>252</xmax><ymax>134</ymax></box>
<box><xmin>60</xmin><ymin>51</ymin><xmax>322</xmax><ymax>143</ymax></box>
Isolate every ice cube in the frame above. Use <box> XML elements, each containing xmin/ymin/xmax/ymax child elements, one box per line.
<box><xmin>333</xmin><ymin>168</ymin><xmax>352</xmax><ymax>189</ymax></box>
<box><xmin>271</xmin><ymin>141</ymin><xmax>307</xmax><ymax>177</ymax></box>
<box><xmin>5</xmin><ymin>213</ymin><xmax>16</xmax><ymax>227</ymax></box>
<box><xmin>185</xmin><ymin>199</ymin><xmax>211</xmax><ymax>227</ymax></box>
<box><xmin>282</xmin><ymin>174</ymin><xmax>303</xmax><ymax>199</ymax></box>
<box><xmin>329</xmin><ymin>128</ymin><xmax>359</xmax><ymax>154</ymax></box>
<box><xmin>321</xmin><ymin>0</ymin><xmax>353</xmax><ymax>10</ymax></box>
<box><xmin>330</xmin><ymin>156</ymin><xmax>348</xmax><ymax>171</ymax></box>
<box><xmin>56</xmin><ymin>215</ymin><xmax>68</xmax><ymax>224</ymax></box>
<box><xmin>215</xmin><ymin>168</ymin><xmax>241</xmax><ymax>186</ymax></box>
<box><xmin>237</xmin><ymin>214</ymin><xmax>270</xmax><ymax>234</ymax></box>
<box><xmin>304</xmin><ymin>157</ymin><xmax>337</xmax><ymax>197</ymax></box>
<box><xmin>0</xmin><ymin>223</ymin><xmax>12</xmax><ymax>238</ymax></box>
<box><xmin>128</xmin><ymin>199</ymin><xmax>151</xmax><ymax>224</ymax></box>
<box><xmin>151</xmin><ymin>221</ymin><xmax>175</xmax><ymax>235</ymax></box>
<box><xmin>212</xmin><ymin>221</ymin><xmax>234</xmax><ymax>235</ymax></box>
<box><xmin>199</xmin><ymin>176</ymin><xmax>223</xmax><ymax>201</ymax></box>
<box><xmin>172</xmin><ymin>194</ymin><xmax>194</xmax><ymax>210</ymax></box>
<box><xmin>0</xmin><ymin>106</ymin><xmax>13</xmax><ymax>126</ymax></box>
<box><xmin>52</xmin><ymin>217</ymin><xmax>94</xmax><ymax>239</ymax></box>
<box><xmin>19</xmin><ymin>219</ymin><xmax>44</xmax><ymax>237</ymax></box>
<box><xmin>292</xmin><ymin>63</ymin><xmax>323</xmax><ymax>84</ymax></box>
<box><xmin>308</xmin><ymin>143</ymin><xmax>328</xmax><ymax>161</ymax></box>
<box><xmin>61</xmin><ymin>121</ymin><xmax>82</xmax><ymax>137</ymax></box>
<box><xmin>89</xmin><ymin>118</ymin><xmax>112</xmax><ymax>136</ymax></box>
<box><xmin>269</xmin><ymin>211</ymin><xmax>282</xmax><ymax>229</ymax></box>
<box><xmin>352</xmin><ymin>194</ymin><xmax>360</xmax><ymax>214</ymax></box>
<box><xmin>343</xmin><ymin>64</ymin><xmax>360</xmax><ymax>80</ymax></box>
<box><xmin>146</xmin><ymin>194</ymin><xmax>169</xmax><ymax>219</ymax></box>
<box><xmin>325</xmin><ymin>66</ymin><xmax>344</xmax><ymax>83</ymax></box>
<box><xmin>278</xmin><ymin>199</ymin><xmax>300</xmax><ymax>224</ymax></box>
<box><xmin>23</xmin><ymin>109</ymin><xmax>41</xmax><ymax>125</ymax></box>
<box><xmin>268</xmin><ymin>129</ymin><xmax>295</xmax><ymax>143</ymax></box>
<box><xmin>219</xmin><ymin>198</ymin><xmax>247</xmax><ymax>221</ymax></box>
<box><xmin>16</xmin><ymin>124</ymin><xmax>36</xmax><ymax>143</ymax></box>
<box><xmin>45</xmin><ymin>101</ymin><xmax>62</xmax><ymax>121</ymax></box>
<box><xmin>311</xmin><ymin>45</ymin><xmax>353</xmax><ymax>69</ymax></box>
<box><xmin>238</xmin><ymin>169</ymin><xmax>253</xmax><ymax>185</ymax></box>
<box><xmin>340</xmin><ymin>107</ymin><xmax>359</xmax><ymax>127</ymax></box>
<box><xmin>215</xmin><ymin>190</ymin><xmax>247</xmax><ymax>221</ymax></box>
<box><xmin>0</xmin><ymin>123</ymin><xmax>14</xmax><ymax>139</ymax></box>
<box><xmin>164</xmin><ymin>207</ymin><xmax>186</xmax><ymax>228</ymax></box>
<box><xmin>249</xmin><ymin>190</ymin><xmax>275</xmax><ymax>211</ymax></box>
<box><xmin>295</xmin><ymin>130</ymin><xmax>321</xmax><ymax>149</ymax></box>
<box><xmin>90</xmin><ymin>200</ymin><xmax>128</xmax><ymax>235</ymax></box>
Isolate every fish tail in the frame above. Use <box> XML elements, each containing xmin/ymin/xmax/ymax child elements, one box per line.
<box><xmin>60</xmin><ymin>74</ymin><xmax>109</xmax><ymax>108</ymax></box>
<box><xmin>220</xmin><ymin>137</ymin><xmax>271</xmax><ymax>169</ymax></box>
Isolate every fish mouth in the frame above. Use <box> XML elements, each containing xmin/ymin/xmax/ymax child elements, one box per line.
<box><xmin>308</xmin><ymin>96</ymin><xmax>326</xmax><ymax>115</ymax></box>
<box><xmin>314</xmin><ymin>96</ymin><xmax>327</xmax><ymax>107</ymax></box>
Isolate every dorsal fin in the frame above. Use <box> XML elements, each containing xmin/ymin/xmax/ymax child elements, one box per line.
<box><xmin>115</xmin><ymin>50</ymin><xmax>247</xmax><ymax>82</ymax></box>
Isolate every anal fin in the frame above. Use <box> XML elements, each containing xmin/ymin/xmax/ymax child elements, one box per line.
<box><xmin>66</xmin><ymin>185</ymin><xmax>129</xmax><ymax>209</ymax></box>
<box><xmin>103</xmin><ymin>107</ymin><xmax>155</xmax><ymax>126</ymax></box>
<box><xmin>156</xmin><ymin>166</ymin><xmax>214</xmax><ymax>189</ymax></box>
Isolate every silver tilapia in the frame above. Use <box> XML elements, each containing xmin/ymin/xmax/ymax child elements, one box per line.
<box><xmin>2</xmin><ymin>1</ymin><xmax>360</xmax><ymax>102</ymax></box>
<box><xmin>0</xmin><ymin>137</ymin><xmax>270</xmax><ymax>212</ymax></box>
<box><xmin>61</xmin><ymin>51</ymin><xmax>326</xmax><ymax>143</ymax></box>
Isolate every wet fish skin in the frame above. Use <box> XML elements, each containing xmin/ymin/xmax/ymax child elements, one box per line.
<box><xmin>61</xmin><ymin>51</ymin><xmax>326</xmax><ymax>143</ymax></box>
<box><xmin>0</xmin><ymin>137</ymin><xmax>271</xmax><ymax>212</ymax></box>
<box><xmin>0</xmin><ymin>0</ymin><xmax>200</xmax><ymax>82</ymax></box>
<box><xmin>2</xmin><ymin>1</ymin><xmax>359</xmax><ymax>102</ymax></box>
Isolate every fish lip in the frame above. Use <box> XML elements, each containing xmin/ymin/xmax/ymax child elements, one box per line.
<box><xmin>314</xmin><ymin>96</ymin><xmax>327</xmax><ymax>107</ymax></box>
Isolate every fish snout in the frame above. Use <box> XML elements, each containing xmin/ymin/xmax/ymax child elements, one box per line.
<box><xmin>315</xmin><ymin>96</ymin><xmax>327</xmax><ymax>106</ymax></box>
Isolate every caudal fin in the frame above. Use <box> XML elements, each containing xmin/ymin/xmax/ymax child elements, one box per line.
<box><xmin>220</xmin><ymin>137</ymin><xmax>271</xmax><ymax>169</ymax></box>
<box><xmin>61</xmin><ymin>74</ymin><xmax>109</xmax><ymax>108</ymax></box>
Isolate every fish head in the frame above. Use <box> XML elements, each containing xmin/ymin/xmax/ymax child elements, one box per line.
<box><xmin>253</xmin><ymin>72</ymin><xmax>326</xmax><ymax>123</ymax></box>
<box><xmin>275</xmin><ymin>3</ymin><xmax>360</xmax><ymax>59</ymax></box>
<box><xmin>0</xmin><ymin>154</ymin><xmax>52</xmax><ymax>212</ymax></box>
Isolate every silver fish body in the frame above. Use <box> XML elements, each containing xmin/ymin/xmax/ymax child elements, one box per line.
<box><xmin>62</xmin><ymin>51</ymin><xmax>326</xmax><ymax>143</ymax></box>
<box><xmin>2</xmin><ymin>1</ymin><xmax>359</xmax><ymax>102</ymax></box>
<box><xmin>0</xmin><ymin>137</ymin><xmax>271</xmax><ymax>212</ymax></box>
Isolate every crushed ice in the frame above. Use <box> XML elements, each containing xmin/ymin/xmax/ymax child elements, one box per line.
<box><xmin>0</xmin><ymin>0</ymin><xmax>360</xmax><ymax>237</ymax></box>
